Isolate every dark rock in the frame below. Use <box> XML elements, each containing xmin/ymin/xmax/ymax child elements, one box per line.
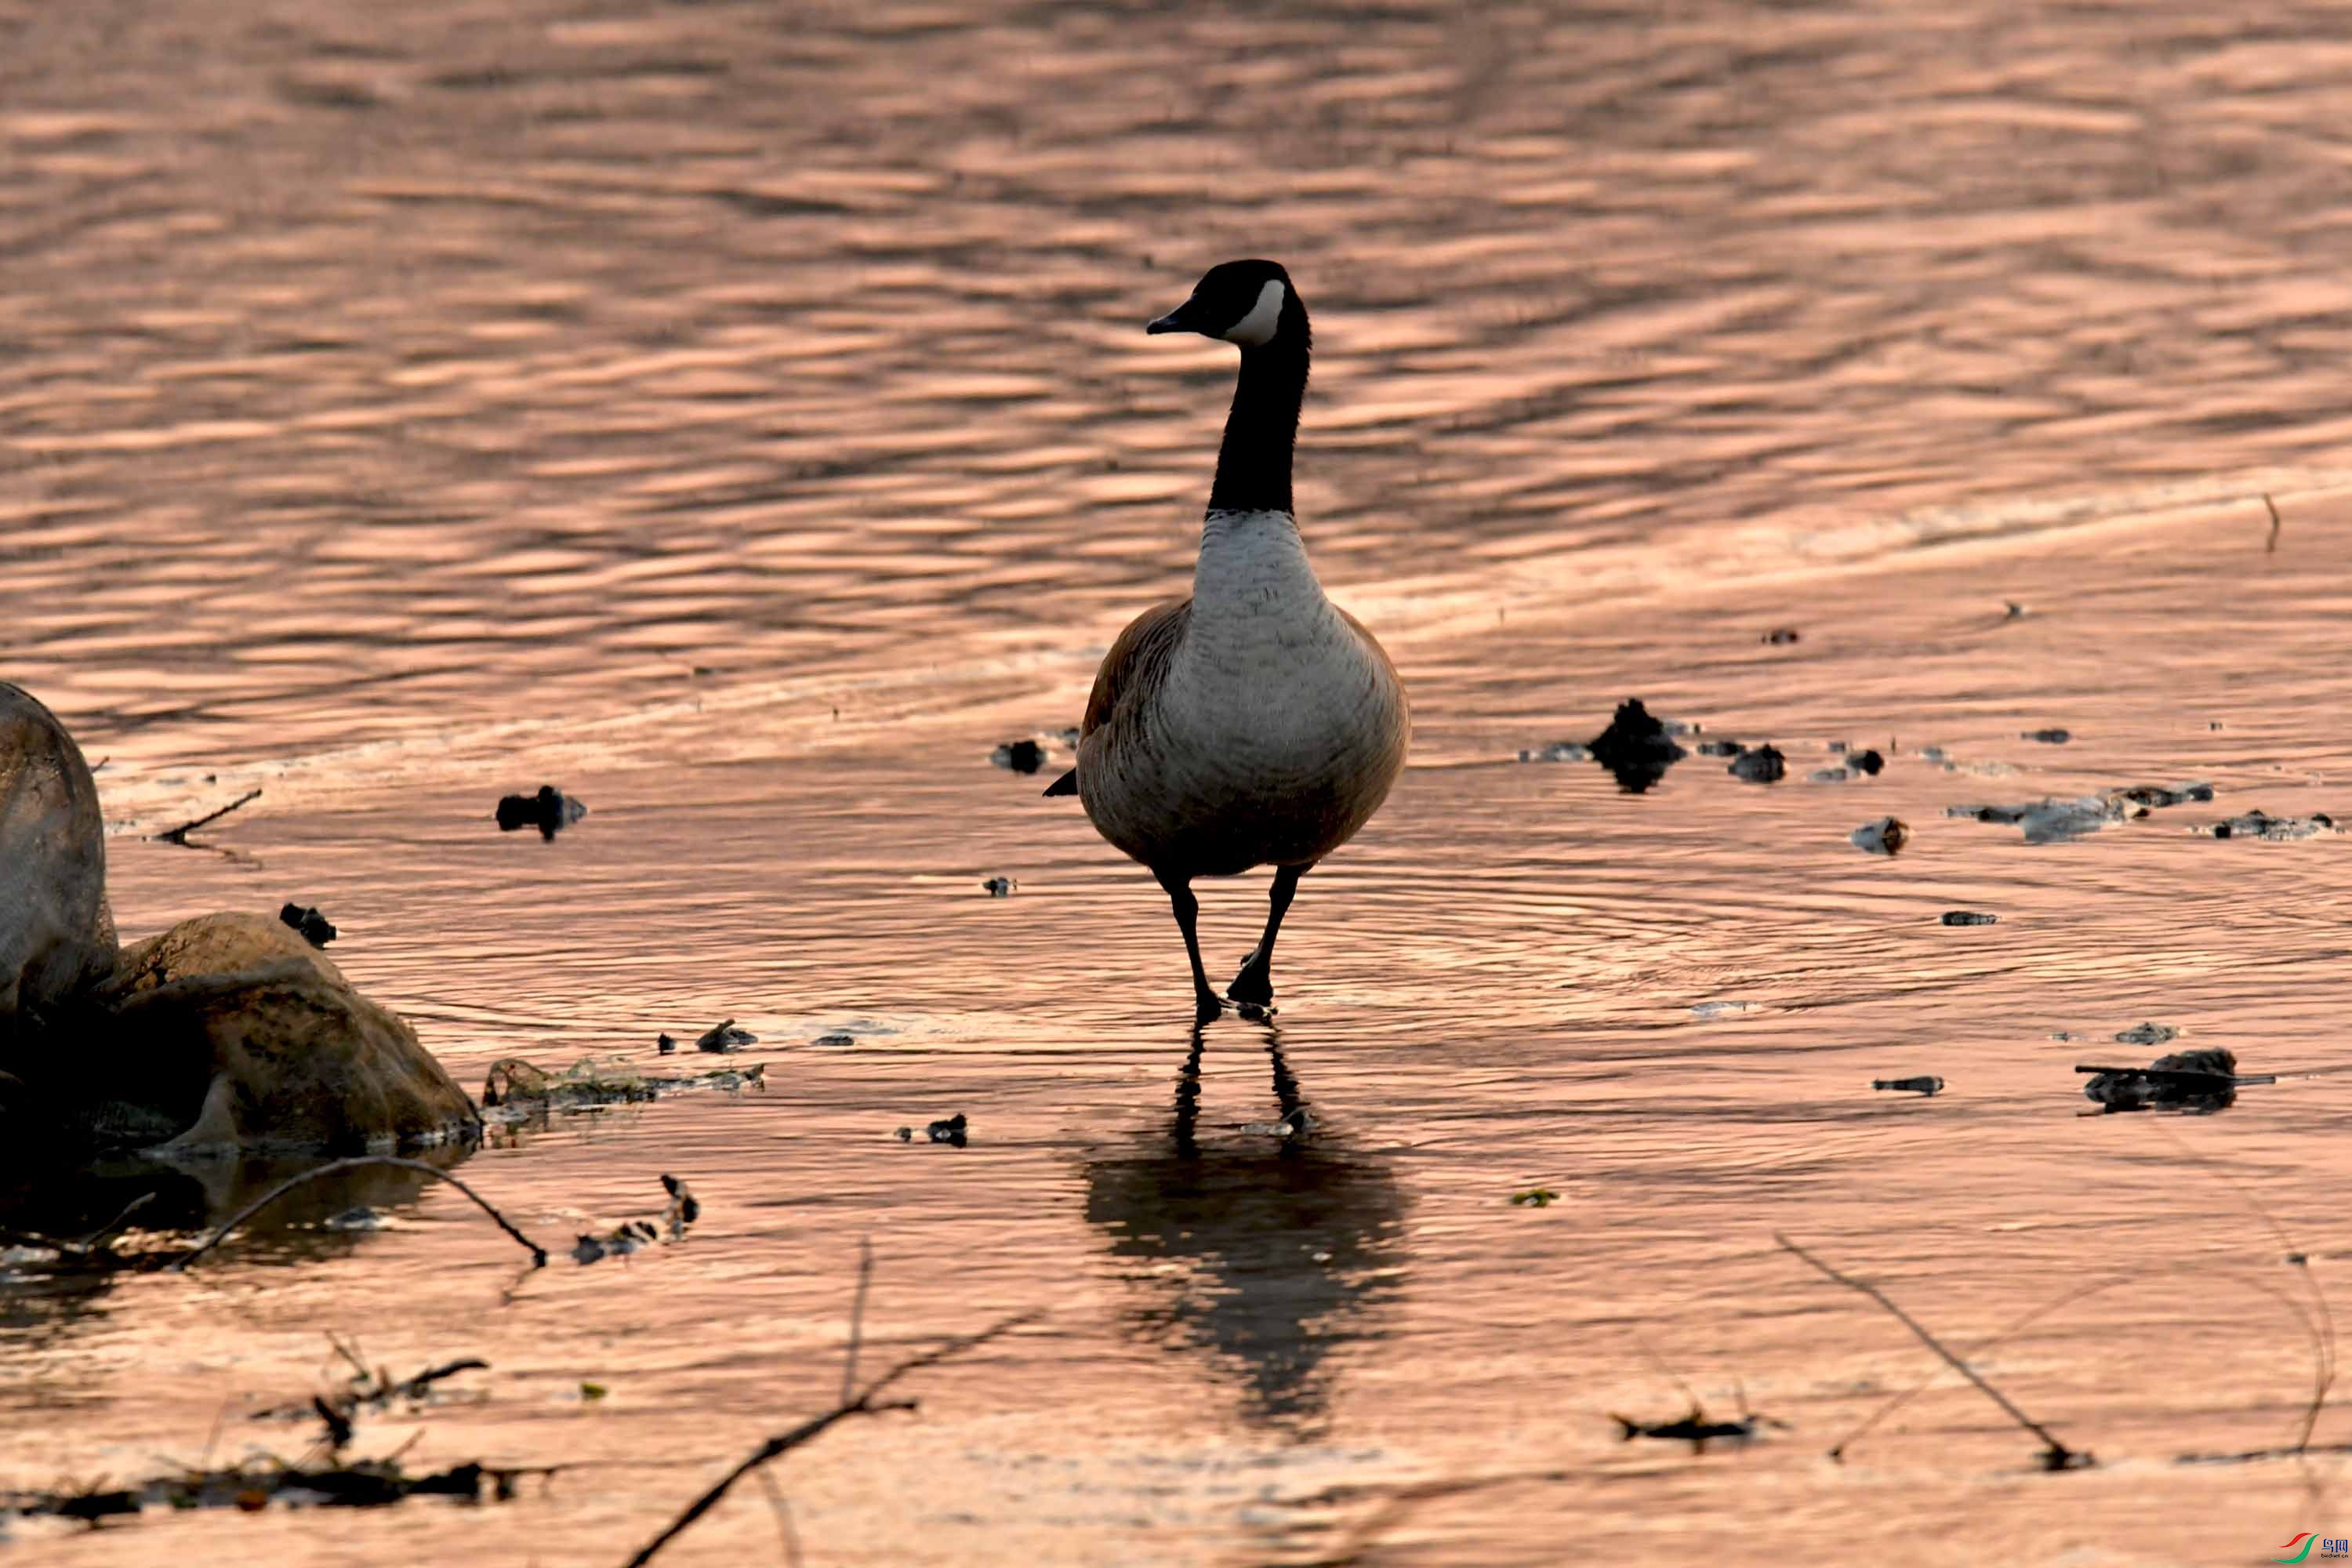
<box><xmin>811</xmin><ymin>1032</ymin><xmax>855</xmax><ymax>1046</ymax></box>
<box><xmin>1761</xmin><ymin>628</ymin><xmax>1800</xmax><ymax>645</ymax></box>
<box><xmin>1587</xmin><ymin>699</ymin><xmax>1687</xmax><ymax>793</ymax></box>
<box><xmin>992</xmin><ymin>739</ymin><xmax>1046</xmax><ymax>774</ymax></box>
<box><xmin>1516</xmin><ymin>741</ymin><xmax>1591</xmax><ymax>764</ymax></box>
<box><xmin>1950</xmin><ymin>782</ymin><xmax>2213</xmax><ymax>843</ymax></box>
<box><xmin>2114</xmin><ymin>1022</ymin><xmax>2178</xmax><ymax>1046</ymax></box>
<box><xmin>926</xmin><ymin>1112</ymin><xmax>967</xmax><ymax>1146</ymax></box>
<box><xmin>0</xmin><ymin>683</ymin><xmax>117</xmax><ymax>1047</ymax></box>
<box><xmin>695</xmin><ymin>1018</ymin><xmax>757</xmax><ymax>1053</ymax></box>
<box><xmin>1849</xmin><ymin>816</ymin><xmax>1908</xmax><ymax>855</ymax></box>
<box><xmin>655</xmin><ymin>1032</ymin><xmax>677</xmax><ymax>1054</ymax></box>
<box><xmin>2023</xmin><ymin>728</ymin><xmax>2071</xmax><ymax>744</ymax></box>
<box><xmin>1727</xmin><ymin>745</ymin><xmax>1785</xmax><ymax>784</ymax></box>
<box><xmin>494</xmin><ymin>785</ymin><xmax>586</xmax><ymax>840</ymax></box>
<box><xmin>278</xmin><ymin>903</ymin><xmax>338</xmax><ymax>949</ymax></box>
<box><xmin>1849</xmin><ymin>750</ymin><xmax>1885</xmax><ymax>775</ymax></box>
<box><xmin>1697</xmin><ymin>739</ymin><xmax>1746</xmax><ymax>757</ymax></box>
<box><xmin>981</xmin><ymin>876</ymin><xmax>1017</xmax><ymax>896</ymax></box>
<box><xmin>1940</xmin><ymin>911</ymin><xmax>1998</xmax><ymax>927</ymax></box>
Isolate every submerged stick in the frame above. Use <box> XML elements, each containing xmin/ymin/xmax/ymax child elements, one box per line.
<box><xmin>152</xmin><ymin>787</ymin><xmax>262</xmax><ymax>844</ymax></box>
<box><xmin>624</xmin><ymin>1254</ymin><xmax>1037</xmax><ymax>1567</ymax></box>
<box><xmin>2266</xmin><ymin>492</ymin><xmax>2283</xmax><ymax>553</ymax></box>
<box><xmin>1777</xmin><ymin>1233</ymin><xmax>2085</xmax><ymax>1469</ymax></box>
<box><xmin>169</xmin><ymin>1156</ymin><xmax>549</xmax><ymax>1271</ymax></box>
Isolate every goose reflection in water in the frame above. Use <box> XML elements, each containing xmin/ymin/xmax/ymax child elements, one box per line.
<box><xmin>1082</xmin><ymin>1026</ymin><xmax>1407</xmax><ymax>1432</ymax></box>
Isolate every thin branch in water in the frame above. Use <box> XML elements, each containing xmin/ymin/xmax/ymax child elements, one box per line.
<box><xmin>169</xmin><ymin>1156</ymin><xmax>550</xmax><ymax>1272</ymax></box>
<box><xmin>753</xmin><ymin>1466</ymin><xmax>804</xmax><ymax>1568</ymax></box>
<box><xmin>2266</xmin><ymin>492</ymin><xmax>2284</xmax><ymax>553</ymax></box>
<box><xmin>152</xmin><ymin>788</ymin><xmax>262</xmax><ymax>844</ymax></box>
<box><xmin>841</xmin><ymin>1235</ymin><xmax>873</xmax><ymax>1406</ymax></box>
<box><xmin>623</xmin><ymin>1252</ymin><xmax>1039</xmax><ymax>1568</ymax></box>
<box><xmin>0</xmin><ymin>1191</ymin><xmax>161</xmax><ymax>1258</ymax></box>
<box><xmin>1777</xmin><ymin>1232</ymin><xmax>2088</xmax><ymax>1470</ymax></box>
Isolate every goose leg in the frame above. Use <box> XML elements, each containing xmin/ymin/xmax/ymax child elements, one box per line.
<box><xmin>1158</xmin><ymin>872</ymin><xmax>1227</xmax><ymax>1024</ymax></box>
<box><xmin>1227</xmin><ymin>862</ymin><xmax>1309</xmax><ymax>1006</ymax></box>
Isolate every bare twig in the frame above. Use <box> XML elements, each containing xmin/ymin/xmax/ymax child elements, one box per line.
<box><xmin>753</xmin><ymin>1467</ymin><xmax>804</xmax><ymax>1568</ymax></box>
<box><xmin>0</xmin><ymin>1191</ymin><xmax>160</xmax><ymax>1258</ymax></box>
<box><xmin>169</xmin><ymin>1156</ymin><xmax>549</xmax><ymax>1272</ymax></box>
<box><xmin>1777</xmin><ymin>1232</ymin><xmax>2087</xmax><ymax>1469</ymax></box>
<box><xmin>841</xmin><ymin>1236</ymin><xmax>873</xmax><ymax>1406</ymax></box>
<box><xmin>152</xmin><ymin>788</ymin><xmax>262</xmax><ymax>845</ymax></box>
<box><xmin>623</xmin><ymin>1255</ymin><xmax>1038</xmax><ymax>1568</ymax></box>
<box><xmin>2266</xmin><ymin>492</ymin><xmax>2284</xmax><ymax>553</ymax></box>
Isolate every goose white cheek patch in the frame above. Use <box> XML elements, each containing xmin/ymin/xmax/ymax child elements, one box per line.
<box><xmin>1221</xmin><ymin>280</ymin><xmax>1287</xmax><ymax>346</ymax></box>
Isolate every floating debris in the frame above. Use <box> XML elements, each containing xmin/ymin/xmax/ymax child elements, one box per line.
<box><xmin>1612</xmin><ymin>1396</ymin><xmax>1780</xmax><ymax>1450</ymax></box>
<box><xmin>1697</xmin><ymin>739</ymin><xmax>1746</xmax><ymax>757</ymax></box>
<box><xmin>480</xmin><ymin>1056</ymin><xmax>764</xmax><ymax>1116</ymax></box>
<box><xmin>1516</xmin><ymin>740</ymin><xmax>1592</xmax><ymax>764</ymax></box>
<box><xmin>926</xmin><ymin>1113</ymin><xmax>968</xmax><ymax>1146</ymax></box>
<box><xmin>1588</xmin><ymin>699</ymin><xmax>1688</xmax><ymax>793</ymax></box>
<box><xmin>695</xmin><ymin>1018</ymin><xmax>757</xmax><ymax>1053</ymax></box>
<box><xmin>2079</xmin><ymin>1047</ymin><xmax>2271</xmax><ymax>1115</ymax></box>
<box><xmin>1849</xmin><ymin>750</ymin><xmax>1885</xmax><ymax>775</ymax></box>
<box><xmin>2207</xmin><ymin>810</ymin><xmax>2338</xmax><ymax>840</ymax></box>
<box><xmin>2022</xmin><ymin>728</ymin><xmax>2072</xmax><ymax>745</ymax></box>
<box><xmin>323</xmin><ymin>1206</ymin><xmax>386</xmax><ymax>1232</ymax></box>
<box><xmin>1761</xmin><ymin>628</ymin><xmax>1801</xmax><ymax>645</ymax></box>
<box><xmin>661</xmin><ymin>1173</ymin><xmax>699</xmax><ymax>1237</ymax></box>
<box><xmin>1690</xmin><ymin>1000</ymin><xmax>1756</xmax><ymax>1020</ymax></box>
<box><xmin>895</xmin><ymin>1126</ymin><xmax>913</xmax><ymax>1142</ymax></box>
<box><xmin>1810</xmin><ymin>767</ymin><xmax>1851</xmax><ymax>783</ymax></box>
<box><xmin>2004</xmin><ymin>601</ymin><xmax>2027</xmax><ymax>620</ymax></box>
<box><xmin>1510</xmin><ymin>1188</ymin><xmax>1560</xmax><ymax>1207</ymax></box>
<box><xmin>811</xmin><ymin>1032</ymin><xmax>856</xmax><ymax>1047</ymax></box>
<box><xmin>278</xmin><ymin>902</ymin><xmax>338</xmax><ymax>948</ymax></box>
<box><xmin>1728</xmin><ymin>745</ymin><xmax>1786</xmax><ymax>784</ymax></box>
<box><xmin>1940</xmin><ymin>911</ymin><xmax>1998</xmax><ymax>927</ymax></box>
<box><xmin>2115</xmin><ymin>1022</ymin><xmax>2178</xmax><ymax>1046</ymax></box>
<box><xmin>1871</xmin><ymin>1076</ymin><xmax>1944</xmax><ymax>1096</ymax></box>
<box><xmin>656</xmin><ymin>1033</ymin><xmax>677</xmax><ymax>1054</ymax></box>
<box><xmin>981</xmin><ymin>876</ymin><xmax>1017</xmax><ymax>896</ymax></box>
<box><xmin>5</xmin><ymin>1455</ymin><xmax>538</xmax><ymax>1519</ymax></box>
<box><xmin>990</xmin><ymin>739</ymin><xmax>1045</xmax><ymax>774</ymax></box>
<box><xmin>1850</xmin><ymin>816</ymin><xmax>1909</xmax><ymax>855</ymax></box>
<box><xmin>495</xmin><ymin>785</ymin><xmax>586</xmax><ymax>840</ymax></box>
<box><xmin>573</xmin><ymin>1175</ymin><xmax>702</xmax><ymax>1265</ymax></box>
<box><xmin>1950</xmin><ymin>782</ymin><xmax>2213</xmax><ymax>843</ymax></box>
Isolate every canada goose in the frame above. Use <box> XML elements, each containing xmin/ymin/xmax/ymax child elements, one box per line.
<box><xmin>1045</xmin><ymin>260</ymin><xmax>1409</xmax><ymax>1023</ymax></box>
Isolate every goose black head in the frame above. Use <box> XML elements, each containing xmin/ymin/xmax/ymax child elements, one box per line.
<box><xmin>1147</xmin><ymin>260</ymin><xmax>1301</xmax><ymax>348</ymax></box>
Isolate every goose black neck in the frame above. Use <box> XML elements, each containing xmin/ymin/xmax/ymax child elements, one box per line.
<box><xmin>1207</xmin><ymin>302</ymin><xmax>1310</xmax><ymax>516</ymax></box>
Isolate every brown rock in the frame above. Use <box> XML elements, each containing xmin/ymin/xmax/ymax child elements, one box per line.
<box><xmin>0</xmin><ymin>683</ymin><xmax>116</xmax><ymax>1045</ymax></box>
<box><xmin>80</xmin><ymin>913</ymin><xmax>478</xmax><ymax>1154</ymax></box>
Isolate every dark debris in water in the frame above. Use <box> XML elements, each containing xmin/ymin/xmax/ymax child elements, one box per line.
<box><xmin>1515</xmin><ymin>740</ymin><xmax>1591</xmax><ymax>764</ymax></box>
<box><xmin>2208</xmin><ymin>809</ymin><xmax>2338</xmax><ymax>840</ymax></box>
<box><xmin>1613</xmin><ymin>1396</ymin><xmax>1783</xmax><ymax>1451</ymax></box>
<box><xmin>1849</xmin><ymin>816</ymin><xmax>1908</xmax><ymax>855</ymax></box>
<box><xmin>1849</xmin><ymin>749</ymin><xmax>1884</xmax><ymax>775</ymax></box>
<box><xmin>7</xmin><ymin>1457</ymin><xmax>546</xmax><ymax>1521</ymax></box>
<box><xmin>1761</xmin><ymin>628</ymin><xmax>1801</xmax><ymax>645</ymax></box>
<box><xmin>990</xmin><ymin>739</ymin><xmax>1045</xmax><ymax>773</ymax></box>
<box><xmin>480</xmin><ymin>1055</ymin><xmax>764</xmax><ymax>1116</ymax></box>
<box><xmin>494</xmin><ymin>784</ymin><xmax>587</xmax><ymax>840</ymax></box>
<box><xmin>926</xmin><ymin>1113</ymin><xmax>968</xmax><ymax>1146</ymax></box>
<box><xmin>278</xmin><ymin>902</ymin><xmax>337</xmax><ymax>948</ymax></box>
<box><xmin>1949</xmin><ymin>782</ymin><xmax>2213</xmax><ymax>843</ymax></box>
<box><xmin>1941</xmin><ymin>911</ymin><xmax>1998</xmax><ymax>926</ymax></box>
<box><xmin>1697</xmin><ymin>739</ymin><xmax>1745</xmax><ymax>757</ymax></box>
<box><xmin>1728</xmin><ymin>745</ymin><xmax>1785</xmax><ymax>784</ymax></box>
<box><xmin>2022</xmin><ymin>728</ymin><xmax>2072</xmax><ymax>744</ymax></box>
<box><xmin>1588</xmin><ymin>699</ymin><xmax>1688</xmax><ymax>793</ymax></box>
<box><xmin>1871</xmin><ymin>1076</ymin><xmax>1944</xmax><ymax>1096</ymax></box>
<box><xmin>695</xmin><ymin>1018</ymin><xmax>757</xmax><ymax>1052</ymax></box>
<box><xmin>2079</xmin><ymin>1047</ymin><xmax>2270</xmax><ymax>1115</ymax></box>
<box><xmin>981</xmin><ymin>875</ymin><xmax>1016</xmax><ymax>896</ymax></box>
<box><xmin>2115</xmin><ymin>1022</ymin><xmax>2178</xmax><ymax>1046</ymax></box>
<box><xmin>573</xmin><ymin>1173</ymin><xmax>703</xmax><ymax>1264</ymax></box>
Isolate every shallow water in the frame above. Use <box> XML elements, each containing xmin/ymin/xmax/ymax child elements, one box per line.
<box><xmin>8</xmin><ymin>2</ymin><xmax>2352</xmax><ymax>1563</ymax></box>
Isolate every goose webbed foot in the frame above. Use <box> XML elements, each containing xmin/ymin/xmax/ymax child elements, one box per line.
<box><xmin>1225</xmin><ymin>946</ymin><xmax>1275</xmax><ymax>1007</ymax></box>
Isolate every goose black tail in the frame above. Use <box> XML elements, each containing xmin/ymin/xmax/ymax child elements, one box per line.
<box><xmin>1043</xmin><ymin>769</ymin><xmax>1078</xmax><ymax>797</ymax></box>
